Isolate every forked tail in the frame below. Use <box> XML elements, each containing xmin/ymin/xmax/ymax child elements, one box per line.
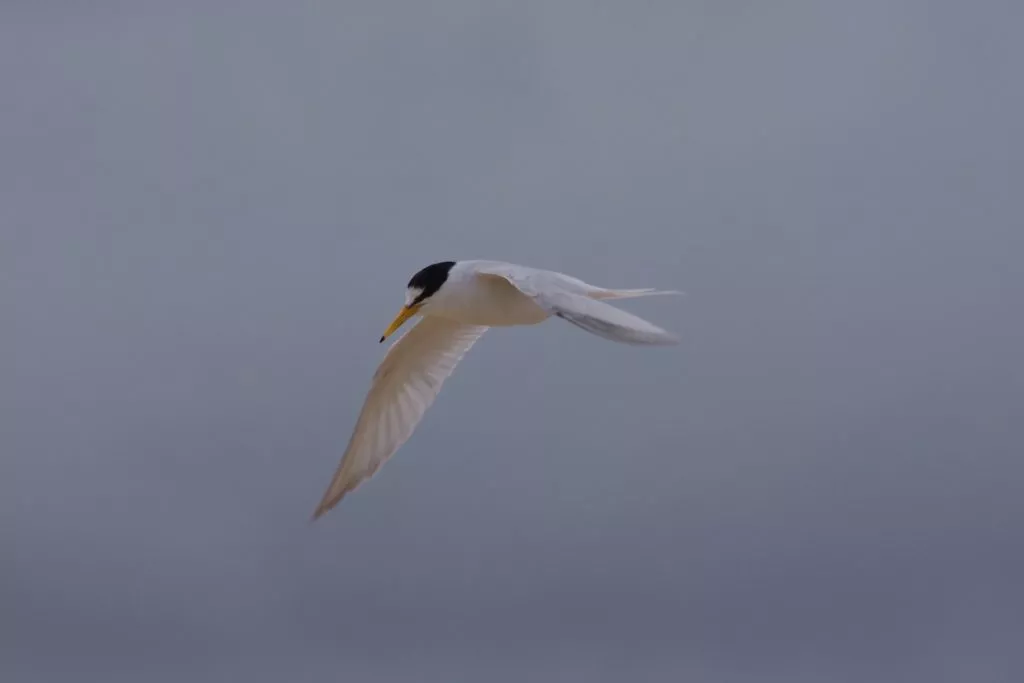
<box><xmin>589</xmin><ymin>287</ymin><xmax>682</xmax><ymax>300</ymax></box>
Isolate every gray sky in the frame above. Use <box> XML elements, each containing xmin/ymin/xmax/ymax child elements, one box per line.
<box><xmin>3</xmin><ymin>2</ymin><xmax>1023</xmax><ymax>681</ymax></box>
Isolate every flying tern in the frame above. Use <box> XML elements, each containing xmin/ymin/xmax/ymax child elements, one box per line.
<box><xmin>312</xmin><ymin>260</ymin><xmax>680</xmax><ymax>519</ymax></box>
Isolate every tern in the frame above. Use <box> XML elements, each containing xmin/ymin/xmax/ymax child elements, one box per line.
<box><xmin>312</xmin><ymin>260</ymin><xmax>680</xmax><ymax>519</ymax></box>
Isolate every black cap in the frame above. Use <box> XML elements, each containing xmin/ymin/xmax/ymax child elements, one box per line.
<box><xmin>407</xmin><ymin>261</ymin><xmax>456</xmax><ymax>305</ymax></box>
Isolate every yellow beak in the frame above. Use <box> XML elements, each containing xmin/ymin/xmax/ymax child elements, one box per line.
<box><xmin>379</xmin><ymin>303</ymin><xmax>422</xmax><ymax>343</ymax></box>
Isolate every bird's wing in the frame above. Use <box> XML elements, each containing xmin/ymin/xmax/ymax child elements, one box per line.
<box><xmin>474</xmin><ymin>262</ymin><xmax>679</xmax><ymax>346</ymax></box>
<box><xmin>312</xmin><ymin>317</ymin><xmax>487</xmax><ymax>518</ymax></box>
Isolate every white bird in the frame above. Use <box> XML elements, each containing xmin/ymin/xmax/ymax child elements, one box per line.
<box><xmin>312</xmin><ymin>260</ymin><xmax>680</xmax><ymax>519</ymax></box>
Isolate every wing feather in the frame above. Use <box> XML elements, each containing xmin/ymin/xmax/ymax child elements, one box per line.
<box><xmin>473</xmin><ymin>264</ymin><xmax>679</xmax><ymax>346</ymax></box>
<box><xmin>312</xmin><ymin>317</ymin><xmax>487</xmax><ymax>518</ymax></box>
<box><xmin>542</xmin><ymin>290</ymin><xmax>680</xmax><ymax>345</ymax></box>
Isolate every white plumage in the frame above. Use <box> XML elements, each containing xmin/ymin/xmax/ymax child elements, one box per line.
<box><xmin>312</xmin><ymin>260</ymin><xmax>680</xmax><ymax>519</ymax></box>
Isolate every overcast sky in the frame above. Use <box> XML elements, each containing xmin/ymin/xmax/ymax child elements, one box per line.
<box><xmin>3</xmin><ymin>2</ymin><xmax>1023</xmax><ymax>681</ymax></box>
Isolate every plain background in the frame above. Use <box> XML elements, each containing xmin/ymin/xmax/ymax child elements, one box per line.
<box><xmin>3</xmin><ymin>2</ymin><xmax>1022</xmax><ymax>681</ymax></box>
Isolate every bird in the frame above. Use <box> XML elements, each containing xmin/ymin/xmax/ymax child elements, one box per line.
<box><xmin>311</xmin><ymin>260</ymin><xmax>681</xmax><ymax>519</ymax></box>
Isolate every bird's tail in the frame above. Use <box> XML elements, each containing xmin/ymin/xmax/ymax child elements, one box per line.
<box><xmin>589</xmin><ymin>287</ymin><xmax>683</xmax><ymax>300</ymax></box>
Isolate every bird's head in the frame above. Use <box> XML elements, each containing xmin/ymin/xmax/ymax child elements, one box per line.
<box><xmin>379</xmin><ymin>261</ymin><xmax>456</xmax><ymax>343</ymax></box>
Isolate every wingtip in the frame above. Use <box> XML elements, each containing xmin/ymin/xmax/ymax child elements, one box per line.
<box><xmin>310</xmin><ymin>496</ymin><xmax>339</xmax><ymax>521</ymax></box>
<box><xmin>310</xmin><ymin>493</ymin><xmax>338</xmax><ymax>522</ymax></box>
<box><xmin>310</xmin><ymin>486</ymin><xmax>352</xmax><ymax>522</ymax></box>
<box><xmin>647</xmin><ymin>334</ymin><xmax>682</xmax><ymax>346</ymax></box>
<box><xmin>639</xmin><ymin>326</ymin><xmax>682</xmax><ymax>346</ymax></box>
